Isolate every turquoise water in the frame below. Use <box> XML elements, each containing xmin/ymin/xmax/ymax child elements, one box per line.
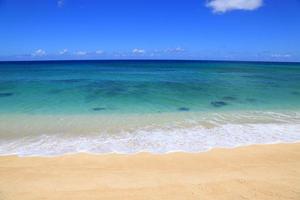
<box><xmin>0</xmin><ymin>60</ymin><xmax>300</xmax><ymax>156</ymax></box>
<box><xmin>0</xmin><ymin>60</ymin><xmax>300</xmax><ymax>114</ymax></box>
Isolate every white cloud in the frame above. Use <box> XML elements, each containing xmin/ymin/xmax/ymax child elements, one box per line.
<box><xmin>57</xmin><ymin>0</ymin><xmax>64</xmax><ymax>8</ymax></box>
<box><xmin>206</xmin><ymin>0</ymin><xmax>263</xmax><ymax>13</ymax></box>
<box><xmin>59</xmin><ymin>49</ymin><xmax>68</xmax><ymax>55</ymax></box>
<box><xmin>95</xmin><ymin>50</ymin><xmax>104</xmax><ymax>55</ymax></box>
<box><xmin>173</xmin><ymin>47</ymin><xmax>185</xmax><ymax>52</ymax></box>
<box><xmin>271</xmin><ymin>54</ymin><xmax>292</xmax><ymax>58</ymax></box>
<box><xmin>132</xmin><ymin>48</ymin><xmax>145</xmax><ymax>54</ymax></box>
<box><xmin>32</xmin><ymin>49</ymin><xmax>46</xmax><ymax>57</ymax></box>
<box><xmin>166</xmin><ymin>47</ymin><xmax>185</xmax><ymax>53</ymax></box>
<box><xmin>75</xmin><ymin>51</ymin><xmax>87</xmax><ymax>56</ymax></box>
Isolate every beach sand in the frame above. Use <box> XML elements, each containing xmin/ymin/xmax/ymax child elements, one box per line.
<box><xmin>0</xmin><ymin>143</ymin><xmax>299</xmax><ymax>200</ymax></box>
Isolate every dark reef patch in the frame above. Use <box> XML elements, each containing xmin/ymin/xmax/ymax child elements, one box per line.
<box><xmin>178</xmin><ymin>107</ymin><xmax>190</xmax><ymax>111</ymax></box>
<box><xmin>92</xmin><ymin>107</ymin><xmax>106</xmax><ymax>111</ymax></box>
<box><xmin>211</xmin><ymin>101</ymin><xmax>228</xmax><ymax>107</ymax></box>
<box><xmin>0</xmin><ymin>93</ymin><xmax>14</xmax><ymax>97</ymax></box>
<box><xmin>222</xmin><ymin>96</ymin><xmax>237</xmax><ymax>101</ymax></box>
<box><xmin>291</xmin><ymin>91</ymin><xmax>300</xmax><ymax>96</ymax></box>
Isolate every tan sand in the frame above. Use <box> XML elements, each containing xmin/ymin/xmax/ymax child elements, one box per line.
<box><xmin>0</xmin><ymin>143</ymin><xmax>300</xmax><ymax>200</ymax></box>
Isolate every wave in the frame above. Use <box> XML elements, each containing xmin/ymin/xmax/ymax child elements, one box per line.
<box><xmin>0</xmin><ymin>123</ymin><xmax>300</xmax><ymax>156</ymax></box>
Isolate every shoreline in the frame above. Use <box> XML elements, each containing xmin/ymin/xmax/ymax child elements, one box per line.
<box><xmin>1</xmin><ymin>143</ymin><xmax>299</xmax><ymax>199</ymax></box>
<box><xmin>0</xmin><ymin>140</ymin><xmax>300</xmax><ymax>158</ymax></box>
<box><xmin>1</xmin><ymin>111</ymin><xmax>300</xmax><ymax>156</ymax></box>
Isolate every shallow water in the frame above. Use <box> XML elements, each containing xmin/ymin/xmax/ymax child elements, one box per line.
<box><xmin>0</xmin><ymin>60</ymin><xmax>300</xmax><ymax>155</ymax></box>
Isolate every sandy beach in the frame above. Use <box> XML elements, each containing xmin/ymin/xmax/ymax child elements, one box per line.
<box><xmin>0</xmin><ymin>143</ymin><xmax>299</xmax><ymax>200</ymax></box>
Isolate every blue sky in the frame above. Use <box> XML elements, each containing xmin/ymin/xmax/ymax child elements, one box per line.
<box><xmin>0</xmin><ymin>0</ymin><xmax>299</xmax><ymax>61</ymax></box>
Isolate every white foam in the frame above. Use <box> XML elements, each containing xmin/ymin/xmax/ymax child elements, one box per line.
<box><xmin>0</xmin><ymin>123</ymin><xmax>300</xmax><ymax>156</ymax></box>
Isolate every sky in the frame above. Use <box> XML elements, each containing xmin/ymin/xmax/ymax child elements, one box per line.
<box><xmin>0</xmin><ymin>0</ymin><xmax>300</xmax><ymax>61</ymax></box>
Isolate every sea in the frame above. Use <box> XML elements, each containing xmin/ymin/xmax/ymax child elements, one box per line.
<box><xmin>0</xmin><ymin>60</ymin><xmax>300</xmax><ymax>156</ymax></box>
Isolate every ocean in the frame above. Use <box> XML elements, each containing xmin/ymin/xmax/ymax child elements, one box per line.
<box><xmin>0</xmin><ymin>60</ymin><xmax>300</xmax><ymax>156</ymax></box>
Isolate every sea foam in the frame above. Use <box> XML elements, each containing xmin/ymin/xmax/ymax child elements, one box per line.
<box><xmin>0</xmin><ymin>123</ymin><xmax>299</xmax><ymax>156</ymax></box>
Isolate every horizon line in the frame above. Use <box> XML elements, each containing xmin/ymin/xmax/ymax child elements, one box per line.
<box><xmin>0</xmin><ymin>59</ymin><xmax>300</xmax><ymax>64</ymax></box>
